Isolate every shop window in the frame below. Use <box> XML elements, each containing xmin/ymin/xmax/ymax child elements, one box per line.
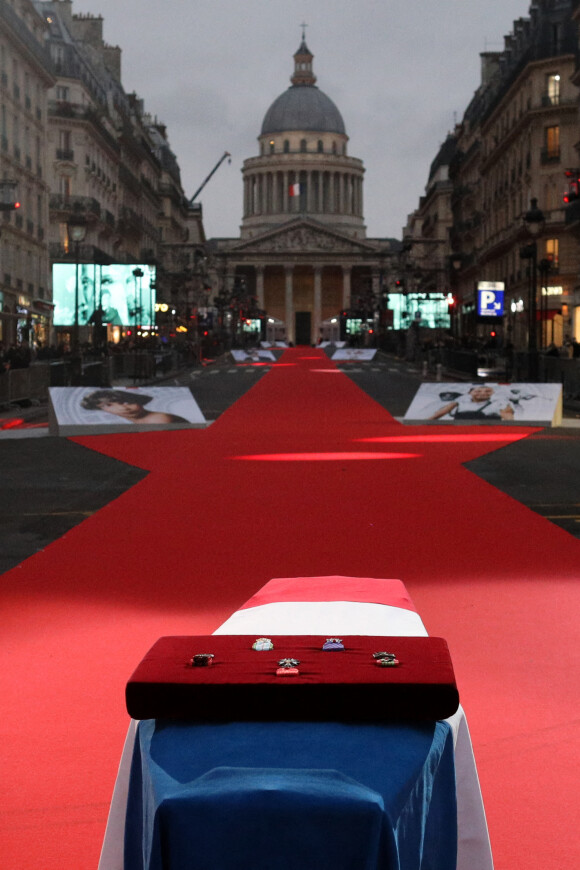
<box><xmin>543</xmin><ymin>125</ymin><xmax>560</xmax><ymax>162</ymax></box>
<box><xmin>545</xmin><ymin>73</ymin><xmax>560</xmax><ymax>105</ymax></box>
<box><xmin>545</xmin><ymin>238</ymin><xmax>559</xmax><ymax>270</ymax></box>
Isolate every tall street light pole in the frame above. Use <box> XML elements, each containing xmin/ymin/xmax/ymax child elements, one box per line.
<box><xmin>538</xmin><ymin>258</ymin><xmax>552</xmax><ymax>351</ymax></box>
<box><xmin>522</xmin><ymin>198</ymin><xmax>545</xmax><ymax>381</ymax></box>
<box><xmin>132</xmin><ymin>267</ymin><xmax>144</xmax><ymax>381</ymax></box>
<box><xmin>67</xmin><ymin>212</ymin><xmax>87</xmax><ymax>384</ymax></box>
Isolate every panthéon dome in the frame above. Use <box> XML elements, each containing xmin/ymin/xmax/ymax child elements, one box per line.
<box><xmin>260</xmin><ymin>38</ymin><xmax>346</xmax><ymax>136</ymax></box>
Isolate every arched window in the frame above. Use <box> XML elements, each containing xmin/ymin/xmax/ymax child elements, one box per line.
<box><xmin>269</xmin><ymin>140</ymin><xmax>275</xmax><ymax>154</ymax></box>
<box><xmin>317</xmin><ymin>140</ymin><xmax>323</xmax><ymax>153</ymax></box>
<box><xmin>300</xmin><ymin>139</ymin><xmax>307</xmax><ymax>153</ymax></box>
<box><xmin>332</xmin><ymin>141</ymin><xmax>337</xmax><ymax>154</ymax></box>
<box><xmin>283</xmin><ymin>139</ymin><xmax>289</xmax><ymax>153</ymax></box>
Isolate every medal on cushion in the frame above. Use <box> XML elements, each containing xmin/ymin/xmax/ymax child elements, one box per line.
<box><xmin>191</xmin><ymin>653</ymin><xmax>214</xmax><ymax>667</ymax></box>
<box><xmin>252</xmin><ymin>637</ymin><xmax>274</xmax><ymax>651</ymax></box>
<box><xmin>322</xmin><ymin>638</ymin><xmax>344</xmax><ymax>651</ymax></box>
<box><xmin>373</xmin><ymin>651</ymin><xmax>400</xmax><ymax>667</ymax></box>
<box><xmin>276</xmin><ymin>657</ymin><xmax>300</xmax><ymax>676</ymax></box>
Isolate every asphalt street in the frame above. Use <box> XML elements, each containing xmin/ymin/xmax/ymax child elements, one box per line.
<box><xmin>1</xmin><ymin>352</ymin><xmax>579</xmax><ymax>575</ymax></box>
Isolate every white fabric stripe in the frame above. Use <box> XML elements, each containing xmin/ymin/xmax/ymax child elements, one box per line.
<box><xmin>214</xmin><ymin>601</ymin><xmax>428</xmax><ymax>636</ymax></box>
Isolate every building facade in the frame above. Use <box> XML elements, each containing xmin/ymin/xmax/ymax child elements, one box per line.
<box><xmin>0</xmin><ymin>0</ymin><xmax>55</xmax><ymax>348</ymax></box>
<box><xmin>399</xmin><ymin>135</ymin><xmax>458</xmax><ymax>339</ymax></box>
<box><xmin>39</xmin><ymin>0</ymin><xmax>206</xmax><ymax>347</ymax></box>
<box><xmin>446</xmin><ymin>0</ymin><xmax>579</xmax><ymax>351</ymax></box>
<box><xmin>208</xmin><ymin>37</ymin><xmax>400</xmax><ymax>346</ymax></box>
<box><xmin>0</xmin><ymin>0</ymin><xmax>205</xmax><ymax>353</ymax></box>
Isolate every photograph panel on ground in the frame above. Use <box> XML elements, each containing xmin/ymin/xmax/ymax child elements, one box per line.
<box><xmin>404</xmin><ymin>382</ymin><xmax>562</xmax><ymax>426</ymax></box>
<box><xmin>48</xmin><ymin>386</ymin><xmax>208</xmax><ymax>435</ymax></box>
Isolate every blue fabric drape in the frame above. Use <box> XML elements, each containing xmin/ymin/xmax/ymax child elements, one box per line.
<box><xmin>125</xmin><ymin>718</ymin><xmax>457</xmax><ymax>870</ymax></box>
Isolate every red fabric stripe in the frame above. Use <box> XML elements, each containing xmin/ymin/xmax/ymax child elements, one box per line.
<box><xmin>238</xmin><ymin>575</ymin><xmax>418</xmax><ymax>613</ymax></box>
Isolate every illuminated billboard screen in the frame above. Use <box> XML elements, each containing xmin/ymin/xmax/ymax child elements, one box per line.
<box><xmin>52</xmin><ymin>263</ymin><xmax>156</xmax><ymax>327</ymax></box>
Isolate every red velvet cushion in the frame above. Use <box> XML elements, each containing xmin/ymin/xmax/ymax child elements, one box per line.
<box><xmin>126</xmin><ymin>635</ymin><xmax>459</xmax><ymax>722</ymax></box>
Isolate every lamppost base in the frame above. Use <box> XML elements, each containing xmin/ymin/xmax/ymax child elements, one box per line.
<box><xmin>528</xmin><ymin>349</ymin><xmax>539</xmax><ymax>382</ymax></box>
<box><xmin>70</xmin><ymin>354</ymin><xmax>82</xmax><ymax>386</ymax></box>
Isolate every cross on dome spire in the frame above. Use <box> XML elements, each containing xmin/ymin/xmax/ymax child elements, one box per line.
<box><xmin>291</xmin><ymin>25</ymin><xmax>316</xmax><ymax>87</ymax></box>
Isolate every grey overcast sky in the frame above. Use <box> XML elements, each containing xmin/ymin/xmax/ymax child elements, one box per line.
<box><xmin>67</xmin><ymin>0</ymin><xmax>529</xmax><ymax>241</ymax></box>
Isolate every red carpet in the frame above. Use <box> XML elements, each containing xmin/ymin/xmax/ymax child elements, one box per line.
<box><xmin>1</xmin><ymin>347</ymin><xmax>578</xmax><ymax>869</ymax></box>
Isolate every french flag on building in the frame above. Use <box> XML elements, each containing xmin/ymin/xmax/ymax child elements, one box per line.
<box><xmin>289</xmin><ymin>183</ymin><xmax>301</xmax><ymax>197</ymax></box>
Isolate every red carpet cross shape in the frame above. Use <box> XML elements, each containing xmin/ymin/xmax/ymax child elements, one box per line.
<box><xmin>1</xmin><ymin>347</ymin><xmax>579</xmax><ymax>870</ymax></box>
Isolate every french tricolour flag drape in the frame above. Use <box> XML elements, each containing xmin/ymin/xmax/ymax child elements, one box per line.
<box><xmin>289</xmin><ymin>183</ymin><xmax>301</xmax><ymax>197</ymax></box>
<box><xmin>98</xmin><ymin>575</ymin><xmax>494</xmax><ymax>870</ymax></box>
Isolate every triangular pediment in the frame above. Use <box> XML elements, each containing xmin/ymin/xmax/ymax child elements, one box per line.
<box><xmin>230</xmin><ymin>218</ymin><xmax>381</xmax><ymax>255</ymax></box>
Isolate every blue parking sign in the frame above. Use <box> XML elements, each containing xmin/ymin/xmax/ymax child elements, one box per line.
<box><xmin>477</xmin><ymin>282</ymin><xmax>505</xmax><ymax>317</ymax></box>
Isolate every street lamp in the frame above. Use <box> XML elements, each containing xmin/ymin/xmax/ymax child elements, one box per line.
<box><xmin>67</xmin><ymin>212</ymin><xmax>87</xmax><ymax>381</ymax></box>
<box><xmin>448</xmin><ymin>253</ymin><xmax>464</xmax><ymax>341</ymax></box>
<box><xmin>522</xmin><ymin>198</ymin><xmax>545</xmax><ymax>380</ymax></box>
<box><xmin>132</xmin><ymin>267</ymin><xmax>144</xmax><ymax>333</ymax></box>
<box><xmin>132</xmin><ymin>267</ymin><xmax>144</xmax><ymax>381</ymax></box>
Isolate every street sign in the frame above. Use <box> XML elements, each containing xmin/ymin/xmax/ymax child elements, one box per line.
<box><xmin>477</xmin><ymin>281</ymin><xmax>505</xmax><ymax>317</ymax></box>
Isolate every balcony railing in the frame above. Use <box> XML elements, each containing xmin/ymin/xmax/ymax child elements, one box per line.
<box><xmin>541</xmin><ymin>147</ymin><xmax>560</xmax><ymax>164</ymax></box>
<box><xmin>118</xmin><ymin>206</ymin><xmax>142</xmax><ymax>232</ymax></box>
<box><xmin>49</xmin><ymin>242</ymin><xmax>94</xmax><ymax>261</ymax></box>
<box><xmin>49</xmin><ymin>194</ymin><xmax>102</xmax><ymax>218</ymax></box>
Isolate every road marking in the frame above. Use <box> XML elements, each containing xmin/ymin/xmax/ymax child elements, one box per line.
<box><xmin>14</xmin><ymin>511</ymin><xmax>94</xmax><ymax>517</ymax></box>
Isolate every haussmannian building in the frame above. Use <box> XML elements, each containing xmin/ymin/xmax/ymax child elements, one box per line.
<box><xmin>37</xmin><ymin>0</ymin><xmax>206</xmax><ymax>346</ymax></box>
<box><xmin>0</xmin><ymin>0</ymin><xmax>207</xmax><ymax>350</ymax></box>
<box><xmin>0</xmin><ymin>0</ymin><xmax>55</xmax><ymax>347</ymax></box>
<box><xmin>407</xmin><ymin>0</ymin><xmax>580</xmax><ymax>352</ymax></box>
<box><xmin>399</xmin><ymin>134</ymin><xmax>458</xmax><ymax>341</ymax></box>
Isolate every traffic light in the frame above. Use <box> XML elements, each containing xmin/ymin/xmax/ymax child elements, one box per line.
<box><xmin>563</xmin><ymin>182</ymin><xmax>579</xmax><ymax>204</ymax></box>
<box><xmin>395</xmin><ymin>279</ymin><xmax>407</xmax><ymax>295</ymax></box>
<box><xmin>563</xmin><ymin>169</ymin><xmax>580</xmax><ymax>203</ymax></box>
<box><xmin>0</xmin><ymin>180</ymin><xmax>20</xmax><ymax>211</ymax></box>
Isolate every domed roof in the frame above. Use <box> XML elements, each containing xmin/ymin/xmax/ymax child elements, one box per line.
<box><xmin>260</xmin><ymin>37</ymin><xmax>346</xmax><ymax>136</ymax></box>
<box><xmin>261</xmin><ymin>86</ymin><xmax>346</xmax><ymax>135</ymax></box>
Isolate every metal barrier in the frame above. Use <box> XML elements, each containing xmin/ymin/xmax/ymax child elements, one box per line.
<box><xmin>1</xmin><ymin>351</ymin><xmax>185</xmax><ymax>408</ymax></box>
<box><xmin>0</xmin><ymin>365</ymin><xmax>51</xmax><ymax>407</ymax></box>
<box><xmin>441</xmin><ymin>349</ymin><xmax>479</xmax><ymax>378</ymax></box>
<box><xmin>542</xmin><ymin>356</ymin><xmax>580</xmax><ymax>399</ymax></box>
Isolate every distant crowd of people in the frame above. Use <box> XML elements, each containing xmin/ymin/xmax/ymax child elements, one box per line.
<box><xmin>0</xmin><ymin>341</ymin><xmax>33</xmax><ymax>373</ymax></box>
<box><xmin>0</xmin><ymin>334</ymin><xmax>214</xmax><ymax>377</ymax></box>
